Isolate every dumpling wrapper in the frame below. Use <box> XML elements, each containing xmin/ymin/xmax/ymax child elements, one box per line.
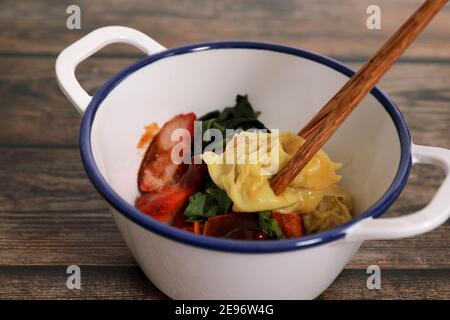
<box><xmin>202</xmin><ymin>131</ymin><xmax>342</xmax><ymax>213</ymax></box>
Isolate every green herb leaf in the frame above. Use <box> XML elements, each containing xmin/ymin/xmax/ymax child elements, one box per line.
<box><xmin>198</xmin><ymin>94</ymin><xmax>268</xmax><ymax>150</ymax></box>
<box><xmin>206</xmin><ymin>184</ymin><xmax>232</xmax><ymax>213</ymax></box>
<box><xmin>190</xmin><ymin>94</ymin><xmax>270</xmax><ymax>223</ymax></box>
<box><xmin>184</xmin><ymin>192</ymin><xmax>207</xmax><ymax>222</ymax></box>
<box><xmin>184</xmin><ymin>181</ymin><xmax>232</xmax><ymax>222</ymax></box>
<box><xmin>258</xmin><ymin>211</ymin><xmax>282</xmax><ymax>239</ymax></box>
<box><xmin>198</xmin><ymin>110</ymin><xmax>220</xmax><ymax>121</ymax></box>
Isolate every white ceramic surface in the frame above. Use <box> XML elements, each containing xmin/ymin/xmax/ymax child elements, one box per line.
<box><xmin>56</xmin><ymin>26</ymin><xmax>450</xmax><ymax>299</ymax></box>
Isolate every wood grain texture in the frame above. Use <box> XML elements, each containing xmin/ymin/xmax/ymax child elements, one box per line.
<box><xmin>0</xmin><ymin>266</ymin><xmax>448</xmax><ymax>299</ymax></box>
<box><xmin>1</xmin><ymin>0</ymin><xmax>449</xmax><ymax>300</ymax></box>
<box><xmin>0</xmin><ymin>266</ymin><xmax>166</xmax><ymax>299</ymax></box>
<box><xmin>0</xmin><ymin>148</ymin><xmax>447</xmax><ymax>268</ymax></box>
<box><xmin>272</xmin><ymin>0</ymin><xmax>448</xmax><ymax>194</ymax></box>
<box><xmin>320</xmin><ymin>268</ymin><xmax>450</xmax><ymax>300</ymax></box>
<box><xmin>1</xmin><ymin>0</ymin><xmax>450</xmax><ymax>59</ymax></box>
<box><xmin>1</xmin><ymin>57</ymin><xmax>449</xmax><ymax>148</ymax></box>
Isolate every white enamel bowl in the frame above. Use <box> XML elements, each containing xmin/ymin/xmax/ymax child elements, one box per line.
<box><xmin>56</xmin><ymin>26</ymin><xmax>450</xmax><ymax>299</ymax></box>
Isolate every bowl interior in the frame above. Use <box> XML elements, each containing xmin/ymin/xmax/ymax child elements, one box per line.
<box><xmin>90</xmin><ymin>47</ymin><xmax>402</xmax><ymax>221</ymax></box>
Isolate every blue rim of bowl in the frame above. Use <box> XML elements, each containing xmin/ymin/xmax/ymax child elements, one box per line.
<box><xmin>80</xmin><ymin>41</ymin><xmax>412</xmax><ymax>253</ymax></box>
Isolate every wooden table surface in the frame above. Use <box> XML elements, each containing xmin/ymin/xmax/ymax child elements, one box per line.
<box><xmin>1</xmin><ymin>0</ymin><xmax>449</xmax><ymax>299</ymax></box>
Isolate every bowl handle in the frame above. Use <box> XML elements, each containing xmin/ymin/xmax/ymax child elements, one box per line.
<box><xmin>346</xmin><ymin>143</ymin><xmax>450</xmax><ymax>241</ymax></box>
<box><xmin>55</xmin><ymin>26</ymin><xmax>166</xmax><ymax>115</ymax></box>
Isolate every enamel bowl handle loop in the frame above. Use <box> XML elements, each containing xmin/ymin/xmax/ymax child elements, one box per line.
<box><xmin>55</xmin><ymin>26</ymin><xmax>166</xmax><ymax>115</ymax></box>
<box><xmin>346</xmin><ymin>143</ymin><xmax>450</xmax><ymax>241</ymax></box>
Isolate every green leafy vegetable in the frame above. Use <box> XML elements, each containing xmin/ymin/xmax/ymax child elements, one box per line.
<box><xmin>184</xmin><ymin>181</ymin><xmax>232</xmax><ymax>222</ymax></box>
<box><xmin>198</xmin><ymin>110</ymin><xmax>220</xmax><ymax>121</ymax></box>
<box><xmin>185</xmin><ymin>94</ymin><xmax>267</xmax><ymax>222</ymax></box>
<box><xmin>199</xmin><ymin>95</ymin><xmax>268</xmax><ymax>149</ymax></box>
<box><xmin>184</xmin><ymin>193</ymin><xmax>216</xmax><ymax>222</ymax></box>
<box><xmin>258</xmin><ymin>211</ymin><xmax>282</xmax><ymax>239</ymax></box>
<box><xmin>205</xmin><ymin>182</ymin><xmax>232</xmax><ymax>213</ymax></box>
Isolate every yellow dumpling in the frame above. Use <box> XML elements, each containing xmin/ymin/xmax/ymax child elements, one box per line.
<box><xmin>202</xmin><ymin>131</ymin><xmax>342</xmax><ymax>213</ymax></box>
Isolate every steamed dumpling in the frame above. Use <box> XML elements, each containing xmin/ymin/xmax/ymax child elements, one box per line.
<box><xmin>202</xmin><ymin>131</ymin><xmax>342</xmax><ymax>213</ymax></box>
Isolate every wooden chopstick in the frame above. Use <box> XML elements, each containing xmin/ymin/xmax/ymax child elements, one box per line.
<box><xmin>270</xmin><ymin>0</ymin><xmax>448</xmax><ymax>195</ymax></box>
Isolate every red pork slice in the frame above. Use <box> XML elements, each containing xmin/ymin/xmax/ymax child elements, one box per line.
<box><xmin>138</xmin><ymin>113</ymin><xmax>196</xmax><ymax>193</ymax></box>
<box><xmin>136</xmin><ymin>163</ymin><xmax>205</xmax><ymax>224</ymax></box>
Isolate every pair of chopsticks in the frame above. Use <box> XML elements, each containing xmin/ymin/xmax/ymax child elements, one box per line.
<box><xmin>271</xmin><ymin>0</ymin><xmax>448</xmax><ymax>195</ymax></box>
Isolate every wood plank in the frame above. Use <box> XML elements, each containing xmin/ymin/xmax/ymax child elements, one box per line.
<box><xmin>0</xmin><ymin>57</ymin><xmax>136</xmax><ymax>147</ymax></box>
<box><xmin>320</xmin><ymin>268</ymin><xmax>450</xmax><ymax>300</ymax></box>
<box><xmin>1</xmin><ymin>56</ymin><xmax>450</xmax><ymax>148</ymax></box>
<box><xmin>0</xmin><ymin>266</ymin><xmax>166</xmax><ymax>299</ymax></box>
<box><xmin>2</xmin><ymin>0</ymin><xmax>449</xmax><ymax>302</ymax></box>
<box><xmin>0</xmin><ymin>265</ymin><xmax>448</xmax><ymax>299</ymax></box>
<box><xmin>1</xmin><ymin>0</ymin><xmax>450</xmax><ymax>59</ymax></box>
<box><xmin>0</xmin><ymin>147</ymin><xmax>130</xmax><ymax>266</ymax></box>
<box><xmin>0</xmin><ymin>148</ymin><xmax>448</xmax><ymax>268</ymax></box>
<box><xmin>0</xmin><ymin>148</ymin><xmax>105</xmax><ymax>212</ymax></box>
<box><xmin>349</xmin><ymin>164</ymin><xmax>449</xmax><ymax>269</ymax></box>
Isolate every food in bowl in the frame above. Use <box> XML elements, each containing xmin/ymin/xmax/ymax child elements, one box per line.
<box><xmin>135</xmin><ymin>95</ymin><xmax>353</xmax><ymax>240</ymax></box>
<box><xmin>56</xmin><ymin>26</ymin><xmax>450</xmax><ymax>299</ymax></box>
